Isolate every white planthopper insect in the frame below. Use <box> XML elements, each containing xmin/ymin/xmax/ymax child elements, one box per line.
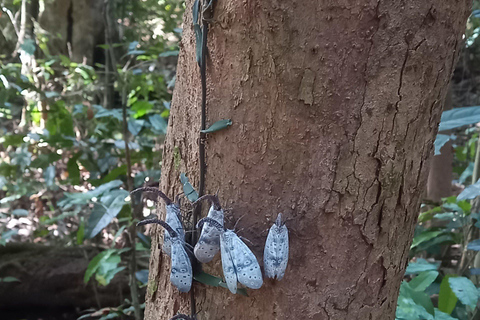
<box><xmin>131</xmin><ymin>187</ymin><xmax>185</xmax><ymax>257</ymax></box>
<box><xmin>263</xmin><ymin>213</ymin><xmax>289</xmax><ymax>280</ymax></box>
<box><xmin>137</xmin><ymin>218</ymin><xmax>192</xmax><ymax>292</ymax></box>
<box><xmin>197</xmin><ymin>216</ymin><xmax>263</xmax><ymax>294</ymax></box>
<box><xmin>192</xmin><ymin>194</ymin><xmax>224</xmax><ymax>263</ymax></box>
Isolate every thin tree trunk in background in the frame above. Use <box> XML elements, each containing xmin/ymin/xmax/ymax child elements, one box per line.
<box><xmin>427</xmin><ymin>87</ymin><xmax>453</xmax><ymax>202</ymax></box>
<box><xmin>145</xmin><ymin>1</ymin><xmax>470</xmax><ymax>319</ymax></box>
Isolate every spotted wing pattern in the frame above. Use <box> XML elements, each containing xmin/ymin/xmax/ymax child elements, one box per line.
<box><xmin>228</xmin><ymin>230</ymin><xmax>263</xmax><ymax>289</ymax></box>
<box><xmin>263</xmin><ymin>214</ymin><xmax>289</xmax><ymax>280</ymax></box>
<box><xmin>194</xmin><ymin>205</ymin><xmax>224</xmax><ymax>263</ymax></box>
<box><xmin>170</xmin><ymin>238</ymin><xmax>192</xmax><ymax>292</ymax></box>
<box><xmin>163</xmin><ymin>204</ymin><xmax>184</xmax><ymax>257</ymax></box>
<box><xmin>220</xmin><ymin>231</ymin><xmax>237</xmax><ymax>294</ymax></box>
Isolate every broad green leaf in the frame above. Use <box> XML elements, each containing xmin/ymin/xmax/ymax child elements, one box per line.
<box><xmin>467</xmin><ymin>239</ymin><xmax>480</xmax><ymax>251</ymax></box>
<box><xmin>458</xmin><ymin>178</ymin><xmax>480</xmax><ymax>200</ymax></box>
<box><xmin>102</xmin><ymin>165</ymin><xmax>127</xmax><ymax>184</ymax></box>
<box><xmin>11</xmin><ymin>209</ymin><xmax>28</xmax><ymax>216</ymax></box>
<box><xmin>0</xmin><ymin>229</ymin><xmax>18</xmax><ymax>245</ymax></box>
<box><xmin>0</xmin><ymin>276</ymin><xmax>20</xmax><ymax>283</ymax></box>
<box><xmin>459</xmin><ymin>162</ymin><xmax>475</xmax><ymax>184</ymax></box>
<box><xmin>149</xmin><ymin>114</ymin><xmax>168</xmax><ymax>134</ymax></box>
<box><xmin>159</xmin><ymin>50</ymin><xmax>179</xmax><ymax>57</ymax></box>
<box><xmin>136</xmin><ymin>269</ymin><xmax>149</xmax><ymax>284</ymax></box>
<box><xmin>77</xmin><ymin>218</ymin><xmax>85</xmax><ymax>245</ymax></box>
<box><xmin>434</xmin><ymin>309</ymin><xmax>458</xmax><ymax>320</ymax></box>
<box><xmin>201</xmin><ymin>119</ymin><xmax>233</xmax><ymax>133</ymax></box>
<box><xmin>44</xmin><ymin>165</ymin><xmax>56</xmax><ymax>188</ymax></box>
<box><xmin>85</xmin><ymin>190</ymin><xmax>128</xmax><ymax>238</ymax></box>
<box><xmin>405</xmin><ymin>259</ymin><xmax>439</xmax><ymax>275</ymax></box>
<box><xmin>84</xmin><ymin>250</ymin><xmax>115</xmax><ymax>283</ymax></box>
<box><xmin>67</xmin><ymin>155</ymin><xmax>81</xmax><ymax>185</ymax></box>
<box><xmin>439</xmin><ymin>275</ymin><xmax>458</xmax><ymax>314</ymax></box>
<box><xmin>411</xmin><ymin>231</ymin><xmax>443</xmax><ymax>248</ymax></box>
<box><xmin>194</xmin><ymin>272</ymin><xmax>248</xmax><ymax>296</ymax></box>
<box><xmin>127</xmin><ymin>119</ymin><xmax>144</xmax><ymax>136</ymax></box>
<box><xmin>398</xmin><ymin>281</ymin><xmax>435</xmax><ymax>316</ymax></box>
<box><xmin>20</xmin><ymin>38</ymin><xmax>36</xmax><ymax>55</ymax></box>
<box><xmin>192</xmin><ymin>0</ymin><xmax>200</xmax><ymax>23</ymax></box>
<box><xmin>194</xmin><ymin>24</ymin><xmax>203</xmax><ymax>67</ymax></box>
<box><xmin>435</xmin><ymin>134</ymin><xmax>455</xmax><ymax>155</ymax></box>
<box><xmin>2</xmin><ymin>134</ymin><xmax>25</xmax><ymax>147</ymax></box>
<box><xmin>409</xmin><ymin>271</ymin><xmax>439</xmax><ymax>292</ymax></box>
<box><xmin>448</xmin><ymin>277</ymin><xmax>479</xmax><ymax>309</ymax></box>
<box><xmin>439</xmin><ymin>106</ymin><xmax>480</xmax><ymax>131</ymax></box>
<box><xmin>131</xmin><ymin>100</ymin><xmax>153</xmax><ymax>118</ymax></box>
<box><xmin>180</xmin><ymin>173</ymin><xmax>198</xmax><ymax>202</ymax></box>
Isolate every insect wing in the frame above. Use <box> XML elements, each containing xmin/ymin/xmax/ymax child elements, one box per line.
<box><xmin>163</xmin><ymin>204</ymin><xmax>184</xmax><ymax>256</ymax></box>
<box><xmin>274</xmin><ymin>224</ymin><xmax>289</xmax><ymax>280</ymax></box>
<box><xmin>220</xmin><ymin>231</ymin><xmax>237</xmax><ymax>294</ymax></box>
<box><xmin>229</xmin><ymin>231</ymin><xmax>263</xmax><ymax>289</ymax></box>
<box><xmin>170</xmin><ymin>239</ymin><xmax>192</xmax><ymax>292</ymax></box>
<box><xmin>263</xmin><ymin>225</ymin><xmax>277</xmax><ymax>279</ymax></box>
<box><xmin>194</xmin><ymin>205</ymin><xmax>224</xmax><ymax>263</ymax></box>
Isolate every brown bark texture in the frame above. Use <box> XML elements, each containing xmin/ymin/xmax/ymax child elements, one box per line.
<box><xmin>145</xmin><ymin>0</ymin><xmax>471</xmax><ymax>319</ymax></box>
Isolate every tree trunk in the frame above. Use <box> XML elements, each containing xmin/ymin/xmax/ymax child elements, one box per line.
<box><xmin>145</xmin><ymin>1</ymin><xmax>470</xmax><ymax>319</ymax></box>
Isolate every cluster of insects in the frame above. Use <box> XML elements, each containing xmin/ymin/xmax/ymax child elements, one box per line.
<box><xmin>134</xmin><ymin>188</ymin><xmax>289</xmax><ymax>294</ymax></box>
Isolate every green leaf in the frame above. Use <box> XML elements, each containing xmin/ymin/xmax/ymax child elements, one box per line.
<box><xmin>0</xmin><ymin>276</ymin><xmax>20</xmax><ymax>283</ymax></box>
<box><xmin>405</xmin><ymin>259</ymin><xmax>439</xmax><ymax>275</ymax></box>
<box><xmin>20</xmin><ymin>38</ymin><xmax>36</xmax><ymax>55</ymax></box>
<box><xmin>84</xmin><ymin>250</ymin><xmax>114</xmax><ymax>283</ymax></box>
<box><xmin>0</xmin><ymin>229</ymin><xmax>18</xmax><ymax>245</ymax></box>
<box><xmin>458</xmin><ymin>178</ymin><xmax>480</xmax><ymax>201</ymax></box>
<box><xmin>467</xmin><ymin>239</ymin><xmax>480</xmax><ymax>251</ymax></box>
<box><xmin>131</xmin><ymin>100</ymin><xmax>153</xmax><ymax>118</ymax></box>
<box><xmin>180</xmin><ymin>173</ymin><xmax>198</xmax><ymax>202</ymax></box>
<box><xmin>77</xmin><ymin>218</ymin><xmax>85</xmax><ymax>245</ymax></box>
<box><xmin>439</xmin><ymin>275</ymin><xmax>458</xmax><ymax>314</ymax></box>
<box><xmin>399</xmin><ymin>281</ymin><xmax>435</xmax><ymax>316</ymax></box>
<box><xmin>192</xmin><ymin>0</ymin><xmax>200</xmax><ymax>23</ymax></box>
<box><xmin>136</xmin><ymin>269</ymin><xmax>149</xmax><ymax>284</ymax></box>
<box><xmin>409</xmin><ymin>271</ymin><xmax>439</xmax><ymax>292</ymax></box>
<box><xmin>411</xmin><ymin>231</ymin><xmax>443</xmax><ymax>248</ymax></box>
<box><xmin>102</xmin><ymin>165</ymin><xmax>127</xmax><ymax>184</ymax></box>
<box><xmin>194</xmin><ymin>272</ymin><xmax>248</xmax><ymax>296</ymax></box>
<box><xmin>434</xmin><ymin>134</ymin><xmax>455</xmax><ymax>155</ymax></box>
<box><xmin>85</xmin><ymin>190</ymin><xmax>129</xmax><ymax>238</ymax></box>
<box><xmin>149</xmin><ymin>114</ymin><xmax>168</xmax><ymax>134</ymax></box>
<box><xmin>44</xmin><ymin>165</ymin><xmax>56</xmax><ymax>188</ymax></box>
<box><xmin>448</xmin><ymin>277</ymin><xmax>479</xmax><ymax>309</ymax></box>
<box><xmin>31</xmin><ymin>153</ymin><xmax>62</xmax><ymax>169</ymax></box>
<box><xmin>2</xmin><ymin>134</ymin><xmax>25</xmax><ymax>147</ymax></box>
<box><xmin>201</xmin><ymin>119</ymin><xmax>233</xmax><ymax>133</ymax></box>
<box><xmin>194</xmin><ymin>24</ymin><xmax>203</xmax><ymax>67</ymax></box>
<box><xmin>11</xmin><ymin>209</ymin><xmax>29</xmax><ymax>216</ymax></box>
<box><xmin>434</xmin><ymin>309</ymin><xmax>458</xmax><ymax>320</ymax></box>
<box><xmin>459</xmin><ymin>162</ymin><xmax>475</xmax><ymax>184</ymax></box>
<box><xmin>439</xmin><ymin>106</ymin><xmax>480</xmax><ymax>131</ymax></box>
<box><xmin>67</xmin><ymin>155</ymin><xmax>81</xmax><ymax>185</ymax></box>
<box><xmin>159</xmin><ymin>50</ymin><xmax>179</xmax><ymax>57</ymax></box>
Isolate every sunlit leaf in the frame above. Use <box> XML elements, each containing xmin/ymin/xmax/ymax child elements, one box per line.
<box><xmin>439</xmin><ymin>106</ymin><xmax>480</xmax><ymax>131</ymax></box>
<box><xmin>409</xmin><ymin>271</ymin><xmax>439</xmax><ymax>292</ymax></box>
<box><xmin>457</xmin><ymin>178</ymin><xmax>480</xmax><ymax>201</ymax></box>
<box><xmin>405</xmin><ymin>259</ymin><xmax>439</xmax><ymax>275</ymax></box>
<box><xmin>438</xmin><ymin>275</ymin><xmax>458</xmax><ymax>315</ymax></box>
<box><xmin>448</xmin><ymin>277</ymin><xmax>479</xmax><ymax>309</ymax></box>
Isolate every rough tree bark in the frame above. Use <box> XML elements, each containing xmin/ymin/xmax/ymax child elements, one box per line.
<box><xmin>145</xmin><ymin>0</ymin><xmax>470</xmax><ymax>319</ymax></box>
